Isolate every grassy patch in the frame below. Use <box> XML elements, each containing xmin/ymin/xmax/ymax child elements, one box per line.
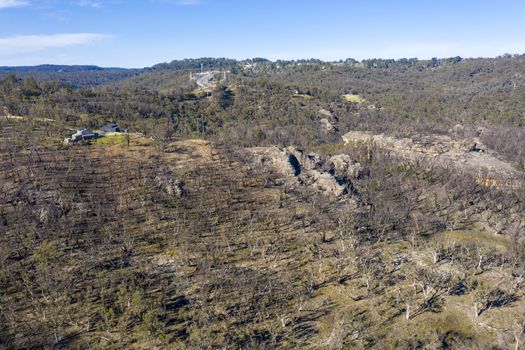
<box><xmin>291</xmin><ymin>94</ymin><xmax>313</xmax><ymax>100</ymax></box>
<box><xmin>342</xmin><ymin>94</ymin><xmax>366</xmax><ymax>104</ymax></box>
<box><xmin>192</xmin><ymin>88</ymin><xmax>213</xmax><ymax>97</ymax></box>
<box><xmin>382</xmin><ymin>303</ymin><xmax>483</xmax><ymax>349</ymax></box>
<box><xmin>436</xmin><ymin>229</ymin><xmax>511</xmax><ymax>252</ymax></box>
<box><xmin>93</xmin><ymin>133</ymin><xmax>129</xmax><ymax>146</ymax></box>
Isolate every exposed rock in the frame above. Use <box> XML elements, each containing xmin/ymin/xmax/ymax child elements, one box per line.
<box><xmin>301</xmin><ymin>151</ymin><xmax>324</xmax><ymax>171</ymax></box>
<box><xmin>318</xmin><ymin>108</ymin><xmax>333</xmax><ymax>117</ymax></box>
<box><xmin>155</xmin><ymin>171</ymin><xmax>186</xmax><ymax>198</ymax></box>
<box><xmin>342</xmin><ymin>130</ymin><xmax>524</xmax><ymax>190</ymax></box>
<box><xmin>468</xmin><ymin>142</ymin><xmax>485</xmax><ymax>153</ymax></box>
<box><xmin>303</xmin><ymin>170</ymin><xmax>346</xmax><ymax>197</ymax></box>
<box><xmin>317</xmin><ymin>109</ymin><xmax>338</xmax><ymax>133</ymax></box>
<box><xmin>169</xmin><ymin>180</ymin><xmax>186</xmax><ymax>198</ymax></box>
<box><xmin>329</xmin><ymin>154</ymin><xmax>364</xmax><ymax>179</ymax></box>
<box><xmin>319</xmin><ymin>118</ymin><xmax>336</xmax><ymax>133</ymax></box>
<box><xmin>249</xmin><ymin>147</ymin><xmax>299</xmax><ymax>177</ymax></box>
<box><xmin>247</xmin><ymin>146</ymin><xmax>360</xmax><ymax>199</ymax></box>
<box><xmin>341</xmin><ymin>131</ymin><xmax>373</xmax><ymax>145</ymax></box>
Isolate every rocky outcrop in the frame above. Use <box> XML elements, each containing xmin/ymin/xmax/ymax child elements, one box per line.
<box><xmin>319</xmin><ymin>118</ymin><xmax>337</xmax><ymax>134</ymax></box>
<box><xmin>303</xmin><ymin>170</ymin><xmax>346</xmax><ymax>197</ymax></box>
<box><xmin>329</xmin><ymin>154</ymin><xmax>364</xmax><ymax>179</ymax></box>
<box><xmin>168</xmin><ymin>180</ymin><xmax>186</xmax><ymax>198</ymax></box>
<box><xmin>320</xmin><ymin>118</ymin><xmax>336</xmax><ymax>133</ymax></box>
<box><xmin>155</xmin><ymin>171</ymin><xmax>186</xmax><ymax>198</ymax></box>
<box><xmin>250</xmin><ymin>147</ymin><xmax>300</xmax><ymax>177</ymax></box>
<box><xmin>318</xmin><ymin>109</ymin><xmax>338</xmax><ymax>134</ymax></box>
<box><xmin>342</xmin><ymin>130</ymin><xmax>524</xmax><ymax>189</ymax></box>
<box><xmin>247</xmin><ymin>146</ymin><xmax>362</xmax><ymax>198</ymax></box>
<box><xmin>318</xmin><ymin>108</ymin><xmax>333</xmax><ymax>118</ymax></box>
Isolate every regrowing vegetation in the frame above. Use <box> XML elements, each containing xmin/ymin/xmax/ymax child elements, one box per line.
<box><xmin>1</xmin><ymin>55</ymin><xmax>525</xmax><ymax>349</ymax></box>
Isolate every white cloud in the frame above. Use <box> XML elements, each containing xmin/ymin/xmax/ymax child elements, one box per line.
<box><xmin>0</xmin><ymin>0</ymin><xmax>29</xmax><ymax>9</ymax></box>
<box><xmin>0</xmin><ymin>33</ymin><xmax>112</xmax><ymax>55</ymax></box>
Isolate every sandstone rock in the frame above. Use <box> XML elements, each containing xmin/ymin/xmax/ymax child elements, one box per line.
<box><xmin>246</xmin><ymin>146</ymin><xmax>361</xmax><ymax>199</ymax></box>
<box><xmin>155</xmin><ymin>172</ymin><xmax>186</xmax><ymax>198</ymax></box>
<box><xmin>301</xmin><ymin>151</ymin><xmax>325</xmax><ymax>171</ymax></box>
<box><xmin>341</xmin><ymin>130</ymin><xmax>524</xmax><ymax>190</ymax></box>
<box><xmin>319</xmin><ymin>118</ymin><xmax>336</xmax><ymax>133</ymax></box>
<box><xmin>329</xmin><ymin>154</ymin><xmax>364</xmax><ymax>179</ymax></box>
<box><xmin>341</xmin><ymin>131</ymin><xmax>373</xmax><ymax>144</ymax></box>
<box><xmin>318</xmin><ymin>108</ymin><xmax>333</xmax><ymax>117</ymax></box>
<box><xmin>304</xmin><ymin>170</ymin><xmax>346</xmax><ymax>197</ymax></box>
<box><xmin>250</xmin><ymin>147</ymin><xmax>299</xmax><ymax>176</ymax></box>
<box><xmin>169</xmin><ymin>180</ymin><xmax>186</xmax><ymax>198</ymax></box>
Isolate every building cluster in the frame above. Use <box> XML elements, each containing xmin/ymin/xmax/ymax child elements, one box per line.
<box><xmin>63</xmin><ymin>123</ymin><xmax>123</xmax><ymax>145</ymax></box>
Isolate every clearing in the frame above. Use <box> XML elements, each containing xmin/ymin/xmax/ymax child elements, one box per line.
<box><xmin>342</xmin><ymin>94</ymin><xmax>366</xmax><ymax>104</ymax></box>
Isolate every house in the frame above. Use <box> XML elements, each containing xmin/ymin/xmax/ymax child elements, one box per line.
<box><xmin>63</xmin><ymin>128</ymin><xmax>98</xmax><ymax>144</ymax></box>
<box><xmin>75</xmin><ymin>128</ymin><xmax>97</xmax><ymax>140</ymax></box>
<box><xmin>101</xmin><ymin>123</ymin><xmax>121</xmax><ymax>133</ymax></box>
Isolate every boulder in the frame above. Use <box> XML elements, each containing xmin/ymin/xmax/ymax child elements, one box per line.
<box><xmin>342</xmin><ymin>131</ymin><xmax>373</xmax><ymax>144</ymax></box>
<box><xmin>155</xmin><ymin>172</ymin><xmax>186</xmax><ymax>198</ymax></box>
<box><xmin>169</xmin><ymin>180</ymin><xmax>186</xmax><ymax>198</ymax></box>
<box><xmin>288</xmin><ymin>148</ymin><xmax>324</xmax><ymax>171</ymax></box>
<box><xmin>305</xmin><ymin>170</ymin><xmax>346</xmax><ymax>197</ymax></box>
<box><xmin>251</xmin><ymin>146</ymin><xmax>325</xmax><ymax>177</ymax></box>
<box><xmin>318</xmin><ymin>108</ymin><xmax>333</xmax><ymax>117</ymax></box>
<box><xmin>319</xmin><ymin>118</ymin><xmax>336</xmax><ymax>133</ymax></box>
<box><xmin>251</xmin><ymin>147</ymin><xmax>299</xmax><ymax>177</ymax></box>
<box><xmin>329</xmin><ymin>154</ymin><xmax>364</xmax><ymax>179</ymax></box>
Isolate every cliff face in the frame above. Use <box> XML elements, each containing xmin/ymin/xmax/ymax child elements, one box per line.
<box><xmin>246</xmin><ymin>146</ymin><xmax>364</xmax><ymax>199</ymax></box>
<box><xmin>342</xmin><ymin>130</ymin><xmax>524</xmax><ymax>190</ymax></box>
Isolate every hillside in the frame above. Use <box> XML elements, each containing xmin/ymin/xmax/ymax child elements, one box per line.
<box><xmin>3</xmin><ymin>55</ymin><xmax>525</xmax><ymax>129</ymax></box>
<box><xmin>1</xmin><ymin>56</ymin><xmax>525</xmax><ymax>349</ymax></box>
<box><xmin>1</xmin><ymin>114</ymin><xmax>525</xmax><ymax>349</ymax></box>
<box><xmin>0</xmin><ymin>65</ymin><xmax>142</xmax><ymax>88</ymax></box>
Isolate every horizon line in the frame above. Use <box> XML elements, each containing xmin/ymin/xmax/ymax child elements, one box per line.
<box><xmin>1</xmin><ymin>52</ymin><xmax>524</xmax><ymax>70</ymax></box>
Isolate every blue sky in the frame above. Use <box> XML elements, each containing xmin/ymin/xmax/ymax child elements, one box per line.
<box><xmin>1</xmin><ymin>0</ymin><xmax>524</xmax><ymax>67</ymax></box>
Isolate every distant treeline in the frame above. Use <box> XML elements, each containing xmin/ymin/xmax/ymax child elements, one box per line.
<box><xmin>0</xmin><ymin>65</ymin><xmax>142</xmax><ymax>88</ymax></box>
<box><xmin>1</xmin><ymin>54</ymin><xmax>525</xmax><ymax>147</ymax></box>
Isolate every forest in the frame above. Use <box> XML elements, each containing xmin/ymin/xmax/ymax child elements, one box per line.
<box><xmin>1</xmin><ymin>55</ymin><xmax>525</xmax><ymax>349</ymax></box>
